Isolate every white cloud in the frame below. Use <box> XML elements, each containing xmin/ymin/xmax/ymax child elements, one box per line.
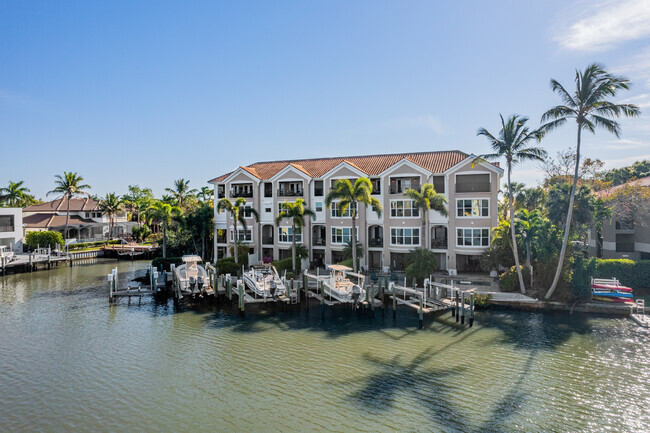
<box><xmin>599</xmin><ymin>138</ymin><xmax>650</xmax><ymax>150</ymax></box>
<box><xmin>617</xmin><ymin>47</ymin><xmax>650</xmax><ymax>87</ymax></box>
<box><xmin>604</xmin><ymin>152</ymin><xmax>650</xmax><ymax>167</ymax></box>
<box><xmin>556</xmin><ymin>0</ymin><xmax>650</xmax><ymax>51</ymax></box>
<box><xmin>393</xmin><ymin>114</ymin><xmax>446</xmax><ymax>134</ymax></box>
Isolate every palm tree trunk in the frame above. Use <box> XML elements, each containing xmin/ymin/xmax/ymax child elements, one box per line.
<box><xmin>545</xmin><ymin>126</ymin><xmax>582</xmax><ymax>299</ymax></box>
<box><xmin>351</xmin><ymin>215</ymin><xmax>357</xmax><ymax>272</ymax></box>
<box><xmin>233</xmin><ymin>219</ymin><xmax>239</xmax><ymax>265</ymax></box>
<box><xmin>423</xmin><ymin>211</ymin><xmax>428</xmax><ymax>251</ymax></box>
<box><xmin>162</xmin><ymin>221</ymin><xmax>167</xmax><ymax>259</ymax></box>
<box><xmin>291</xmin><ymin>221</ymin><xmax>297</xmax><ymax>274</ymax></box>
<box><xmin>64</xmin><ymin>193</ymin><xmax>71</xmax><ymax>242</ymax></box>
<box><xmin>508</xmin><ymin>165</ymin><xmax>526</xmax><ymax>294</ymax></box>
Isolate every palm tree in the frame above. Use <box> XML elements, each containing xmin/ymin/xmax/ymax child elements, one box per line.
<box><xmin>404</xmin><ymin>183</ymin><xmax>448</xmax><ymax>250</ymax></box>
<box><xmin>197</xmin><ymin>186</ymin><xmax>213</xmax><ymax>202</ymax></box>
<box><xmin>541</xmin><ymin>63</ymin><xmax>640</xmax><ymax>299</ymax></box>
<box><xmin>47</xmin><ymin>172</ymin><xmax>91</xmax><ymax>242</ymax></box>
<box><xmin>98</xmin><ymin>193</ymin><xmax>125</xmax><ymax>240</ymax></box>
<box><xmin>325</xmin><ymin>178</ymin><xmax>382</xmax><ymax>272</ymax></box>
<box><xmin>148</xmin><ymin>201</ymin><xmax>181</xmax><ymax>259</ymax></box>
<box><xmin>275</xmin><ymin>199</ymin><xmax>315</xmax><ymax>274</ymax></box>
<box><xmin>165</xmin><ymin>178</ymin><xmax>198</xmax><ymax>208</ymax></box>
<box><xmin>515</xmin><ymin>208</ymin><xmax>544</xmax><ymax>287</ymax></box>
<box><xmin>0</xmin><ymin>180</ymin><xmax>36</xmax><ymax>207</ymax></box>
<box><xmin>405</xmin><ymin>247</ymin><xmax>438</xmax><ymax>286</ymax></box>
<box><xmin>476</xmin><ymin>115</ymin><xmax>546</xmax><ymax>294</ymax></box>
<box><xmin>217</xmin><ymin>197</ymin><xmax>259</xmax><ymax>265</ymax></box>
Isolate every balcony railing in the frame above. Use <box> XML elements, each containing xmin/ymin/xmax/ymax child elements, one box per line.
<box><xmin>216</xmin><ymin>236</ymin><xmax>227</xmax><ymax>244</ymax></box>
<box><xmin>312</xmin><ymin>238</ymin><xmax>326</xmax><ymax>246</ymax></box>
<box><xmin>390</xmin><ymin>183</ymin><xmax>420</xmax><ymax>194</ymax></box>
<box><xmin>262</xmin><ymin>236</ymin><xmax>274</xmax><ymax>245</ymax></box>
<box><xmin>277</xmin><ymin>189</ymin><xmax>303</xmax><ymax>197</ymax></box>
<box><xmin>230</xmin><ymin>190</ymin><xmax>253</xmax><ymax>198</ymax></box>
<box><xmin>368</xmin><ymin>238</ymin><xmax>383</xmax><ymax>247</ymax></box>
<box><xmin>0</xmin><ymin>226</ymin><xmax>15</xmax><ymax>233</ymax></box>
<box><xmin>431</xmin><ymin>238</ymin><xmax>448</xmax><ymax>249</ymax></box>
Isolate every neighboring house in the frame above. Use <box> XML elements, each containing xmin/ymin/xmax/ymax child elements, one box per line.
<box><xmin>0</xmin><ymin>207</ymin><xmax>23</xmax><ymax>252</ymax></box>
<box><xmin>588</xmin><ymin>176</ymin><xmax>650</xmax><ymax>260</ymax></box>
<box><xmin>23</xmin><ymin>197</ymin><xmax>132</xmax><ymax>243</ymax></box>
<box><xmin>210</xmin><ymin>150</ymin><xmax>502</xmax><ymax>275</ymax></box>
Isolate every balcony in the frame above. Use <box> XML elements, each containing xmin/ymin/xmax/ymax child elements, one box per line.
<box><xmin>262</xmin><ymin>236</ymin><xmax>274</xmax><ymax>245</ymax></box>
<box><xmin>277</xmin><ymin>189</ymin><xmax>303</xmax><ymax>197</ymax></box>
<box><xmin>431</xmin><ymin>238</ymin><xmax>448</xmax><ymax>249</ymax></box>
<box><xmin>456</xmin><ymin>183</ymin><xmax>490</xmax><ymax>193</ymax></box>
<box><xmin>390</xmin><ymin>183</ymin><xmax>420</xmax><ymax>194</ymax></box>
<box><xmin>230</xmin><ymin>190</ymin><xmax>253</xmax><ymax>198</ymax></box>
<box><xmin>369</xmin><ymin>238</ymin><xmax>383</xmax><ymax>247</ymax></box>
<box><xmin>616</xmin><ymin>242</ymin><xmax>635</xmax><ymax>253</ymax></box>
<box><xmin>312</xmin><ymin>238</ymin><xmax>326</xmax><ymax>246</ymax></box>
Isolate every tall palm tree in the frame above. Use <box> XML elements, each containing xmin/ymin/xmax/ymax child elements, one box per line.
<box><xmin>275</xmin><ymin>199</ymin><xmax>316</xmax><ymax>274</ymax></box>
<box><xmin>404</xmin><ymin>183</ymin><xmax>448</xmax><ymax>250</ymax></box>
<box><xmin>217</xmin><ymin>197</ymin><xmax>259</xmax><ymax>265</ymax></box>
<box><xmin>515</xmin><ymin>208</ymin><xmax>544</xmax><ymax>287</ymax></box>
<box><xmin>165</xmin><ymin>178</ymin><xmax>198</xmax><ymax>208</ymax></box>
<box><xmin>148</xmin><ymin>201</ymin><xmax>181</xmax><ymax>259</ymax></box>
<box><xmin>325</xmin><ymin>178</ymin><xmax>382</xmax><ymax>272</ymax></box>
<box><xmin>476</xmin><ymin>115</ymin><xmax>546</xmax><ymax>294</ymax></box>
<box><xmin>541</xmin><ymin>63</ymin><xmax>640</xmax><ymax>299</ymax></box>
<box><xmin>98</xmin><ymin>193</ymin><xmax>125</xmax><ymax>240</ymax></box>
<box><xmin>197</xmin><ymin>186</ymin><xmax>213</xmax><ymax>202</ymax></box>
<box><xmin>47</xmin><ymin>172</ymin><xmax>91</xmax><ymax>242</ymax></box>
<box><xmin>0</xmin><ymin>180</ymin><xmax>36</xmax><ymax>207</ymax></box>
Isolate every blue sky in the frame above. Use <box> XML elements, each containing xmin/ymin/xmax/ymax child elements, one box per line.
<box><xmin>1</xmin><ymin>0</ymin><xmax>649</xmax><ymax>199</ymax></box>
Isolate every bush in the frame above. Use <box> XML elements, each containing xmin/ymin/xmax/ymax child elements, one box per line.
<box><xmin>25</xmin><ymin>231</ymin><xmax>65</xmax><ymax>250</ymax></box>
<box><xmin>571</xmin><ymin>255</ymin><xmax>596</xmax><ymax>300</ymax></box>
<box><xmin>337</xmin><ymin>258</ymin><xmax>354</xmax><ymax>268</ymax></box>
<box><xmin>593</xmin><ymin>259</ymin><xmax>650</xmax><ymax>289</ymax></box>
<box><xmin>473</xmin><ymin>293</ymin><xmax>492</xmax><ymax>309</ymax></box>
<box><xmin>272</xmin><ymin>257</ymin><xmax>300</xmax><ymax>274</ymax></box>
<box><xmin>216</xmin><ymin>255</ymin><xmax>248</xmax><ymax>275</ymax></box>
<box><xmin>499</xmin><ymin>266</ymin><xmax>531</xmax><ymax>292</ymax></box>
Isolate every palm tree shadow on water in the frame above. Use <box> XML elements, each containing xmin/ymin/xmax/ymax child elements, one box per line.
<box><xmin>340</xmin><ymin>311</ymin><xmax>595</xmax><ymax>432</ymax></box>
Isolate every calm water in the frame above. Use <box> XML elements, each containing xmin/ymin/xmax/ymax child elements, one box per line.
<box><xmin>1</xmin><ymin>260</ymin><xmax>649</xmax><ymax>432</ymax></box>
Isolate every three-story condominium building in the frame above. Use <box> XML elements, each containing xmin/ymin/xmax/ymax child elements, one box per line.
<box><xmin>209</xmin><ymin>150</ymin><xmax>502</xmax><ymax>275</ymax></box>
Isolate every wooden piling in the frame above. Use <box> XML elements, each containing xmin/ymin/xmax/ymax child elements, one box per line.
<box><xmin>455</xmin><ymin>290</ymin><xmax>460</xmax><ymax>323</ymax></box>
<box><xmin>469</xmin><ymin>293</ymin><xmax>475</xmax><ymax>327</ymax></box>
<box><xmin>238</xmin><ymin>281</ymin><xmax>245</xmax><ymax>316</ymax></box>
<box><xmin>418</xmin><ymin>290</ymin><xmax>424</xmax><ymax>329</ymax></box>
<box><xmin>460</xmin><ymin>291</ymin><xmax>465</xmax><ymax>325</ymax></box>
<box><xmin>391</xmin><ymin>282</ymin><xmax>397</xmax><ymax>320</ymax></box>
<box><xmin>319</xmin><ymin>280</ymin><xmax>325</xmax><ymax>320</ymax></box>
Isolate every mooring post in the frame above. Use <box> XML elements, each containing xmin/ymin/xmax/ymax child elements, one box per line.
<box><xmin>419</xmin><ymin>291</ymin><xmax>424</xmax><ymax>329</ymax></box>
<box><xmin>108</xmin><ymin>274</ymin><xmax>113</xmax><ymax>302</ymax></box>
<box><xmin>391</xmin><ymin>282</ymin><xmax>397</xmax><ymax>320</ymax></box>
<box><xmin>455</xmin><ymin>290</ymin><xmax>460</xmax><ymax>323</ymax></box>
<box><xmin>29</xmin><ymin>253</ymin><xmax>33</xmax><ymax>272</ymax></box>
<box><xmin>469</xmin><ymin>292</ymin><xmax>475</xmax><ymax>327</ymax></box>
<box><xmin>1</xmin><ymin>256</ymin><xmax>5</xmax><ymax>276</ymax></box>
<box><xmin>226</xmin><ymin>276</ymin><xmax>232</xmax><ymax>301</ymax></box>
<box><xmin>238</xmin><ymin>281</ymin><xmax>245</xmax><ymax>316</ymax></box>
<box><xmin>451</xmin><ymin>288</ymin><xmax>455</xmax><ymax>317</ymax></box>
<box><xmin>460</xmin><ymin>290</ymin><xmax>465</xmax><ymax>325</ymax></box>
<box><xmin>319</xmin><ymin>280</ymin><xmax>325</xmax><ymax>320</ymax></box>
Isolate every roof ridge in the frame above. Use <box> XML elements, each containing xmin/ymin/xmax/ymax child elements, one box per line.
<box><xmin>249</xmin><ymin>149</ymin><xmax>468</xmax><ymax>166</ymax></box>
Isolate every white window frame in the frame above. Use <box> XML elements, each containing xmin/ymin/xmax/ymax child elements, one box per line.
<box><xmin>242</xmin><ymin>202</ymin><xmax>255</xmax><ymax>218</ymax></box>
<box><xmin>390</xmin><ymin>227</ymin><xmax>420</xmax><ymax>246</ymax></box>
<box><xmin>315</xmin><ymin>202</ymin><xmax>323</xmax><ymax>212</ymax></box>
<box><xmin>456</xmin><ymin>199</ymin><xmax>490</xmax><ymax>218</ymax></box>
<box><xmin>330</xmin><ymin>227</ymin><xmax>358</xmax><ymax>244</ymax></box>
<box><xmin>390</xmin><ymin>200</ymin><xmax>420</xmax><ymax>218</ymax></box>
<box><xmin>456</xmin><ymin>228</ymin><xmax>490</xmax><ymax>247</ymax></box>
<box><xmin>330</xmin><ymin>201</ymin><xmax>356</xmax><ymax>218</ymax></box>
<box><xmin>231</xmin><ymin>227</ymin><xmax>253</xmax><ymax>242</ymax></box>
<box><xmin>278</xmin><ymin>226</ymin><xmax>302</xmax><ymax>243</ymax></box>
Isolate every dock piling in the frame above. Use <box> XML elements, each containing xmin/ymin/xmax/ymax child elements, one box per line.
<box><xmin>460</xmin><ymin>291</ymin><xmax>465</xmax><ymax>325</ymax></box>
<box><xmin>469</xmin><ymin>293</ymin><xmax>475</xmax><ymax>327</ymax></box>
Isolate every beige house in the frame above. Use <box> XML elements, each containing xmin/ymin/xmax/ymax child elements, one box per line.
<box><xmin>23</xmin><ymin>197</ymin><xmax>131</xmax><ymax>244</ymax></box>
<box><xmin>210</xmin><ymin>150</ymin><xmax>502</xmax><ymax>274</ymax></box>
<box><xmin>588</xmin><ymin>176</ymin><xmax>650</xmax><ymax>260</ymax></box>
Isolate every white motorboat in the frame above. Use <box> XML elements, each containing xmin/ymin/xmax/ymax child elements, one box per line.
<box><xmin>322</xmin><ymin>264</ymin><xmax>365</xmax><ymax>304</ymax></box>
<box><xmin>175</xmin><ymin>255</ymin><xmax>210</xmax><ymax>297</ymax></box>
<box><xmin>242</xmin><ymin>264</ymin><xmax>287</xmax><ymax>298</ymax></box>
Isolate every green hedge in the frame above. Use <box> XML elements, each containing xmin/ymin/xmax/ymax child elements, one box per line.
<box><xmin>272</xmin><ymin>257</ymin><xmax>300</xmax><ymax>275</ymax></box>
<box><xmin>25</xmin><ymin>231</ymin><xmax>64</xmax><ymax>249</ymax></box>
<box><xmin>216</xmin><ymin>255</ymin><xmax>248</xmax><ymax>276</ymax></box>
<box><xmin>571</xmin><ymin>255</ymin><xmax>596</xmax><ymax>300</ymax></box>
<box><xmin>151</xmin><ymin>257</ymin><xmax>184</xmax><ymax>272</ymax></box>
<box><xmin>593</xmin><ymin>259</ymin><xmax>650</xmax><ymax>289</ymax></box>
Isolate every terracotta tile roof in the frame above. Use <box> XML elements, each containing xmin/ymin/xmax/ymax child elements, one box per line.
<box><xmin>24</xmin><ymin>197</ymin><xmax>100</xmax><ymax>212</ymax></box>
<box><xmin>595</xmin><ymin>175</ymin><xmax>650</xmax><ymax>198</ymax></box>
<box><xmin>209</xmin><ymin>150</ymin><xmax>477</xmax><ymax>182</ymax></box>
<box><xmin>23</xmin><ymin>213</ymin><xmax>97</xmax><ymax>228</ymax></box>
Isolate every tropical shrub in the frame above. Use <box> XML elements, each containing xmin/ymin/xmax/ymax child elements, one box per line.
<box><xmin>499</xmin><ymin>266</ymin><xmax>531</xmax><ymax>292</ymax></box>
<box><xmin>571</xmin><ymin>255</ymin><xmax>596</xmax><ymax>300</ymax></box>
<box><xmin>405</xmin><ymin>248</ymin><xmax>438</xmax><ymax>286</ymax></box>
<box><xmin>151</xmin><ymin>256</ymin><xmax>183</xmax><ymax>272</ymax></box>
<box><xmin>25</xmin><ymin>231</ymin><xmax>65</xmax><ymax>249</ymax></box>
<box><xmin>473</xmin><ymin>293</ymin><xmax>492</xmax><ymax>309</ymax></box>
<box><xmin>216</xmin><ymin>255</ymin><xmax>249</xmax><ymax>275</ymax></box>
<box><xmin>272</xmin><ymin>257</ymin><xmax>300</xmax><ymax>275</ymax></box>
<box><xmin>593</xmin><ymin>259</ymin><xmax>650</xmax><ymax>289</ymax></box>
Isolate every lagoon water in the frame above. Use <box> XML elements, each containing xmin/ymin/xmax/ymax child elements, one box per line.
<box><xmin>1</xmin><ymin>259</ymin><xmax>649</xmax><ymax>432</ymax></box>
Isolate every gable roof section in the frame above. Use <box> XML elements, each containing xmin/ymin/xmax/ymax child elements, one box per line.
<box><xmin>209</xmin><ymin>150</ymin><xmax>478</xmax><ymax>182</ymax></box>
<box><xmin>23</xmin><ymin>213</ymin><xmax>97</xmax><ymax>228</ymax></box>
<box><xmin>24</xmin><ymin>197</ymin><xmax>100</xmax><ymax>212</ymax></box>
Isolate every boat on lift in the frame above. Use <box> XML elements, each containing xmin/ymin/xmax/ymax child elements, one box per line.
<box><xmin>242</xmin><ymin>264</ymin><xmax>287</xmax><ymax>299</ymax></box>
<box><xmin>175</xmin><ymin>255</ymin><xmax>211</xmax><ymax>298</ymax></box>
<box><xmin>322</xmin><ymin>264</ymin><xmax>365</xmax><ymax>305</ymax></box>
